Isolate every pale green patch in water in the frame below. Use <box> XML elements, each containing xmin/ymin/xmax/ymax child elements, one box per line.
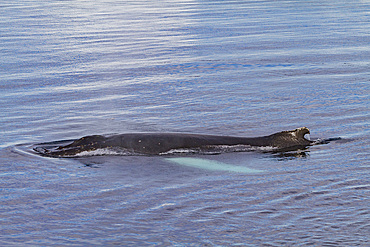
<box><xmin>166</xmin><ymin>157</ymin><xmax>263</xmax><ymax>174</ymax></box>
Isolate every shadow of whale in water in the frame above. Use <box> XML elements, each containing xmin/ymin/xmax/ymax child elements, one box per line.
<box><xmin>33</xmin><ymin>127</ymin><xmax>335</xmax><ymax>158</ymax></box>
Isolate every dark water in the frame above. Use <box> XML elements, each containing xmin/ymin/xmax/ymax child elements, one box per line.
<box><xmin>1</xmin><ymin>0</ymin><xmax>369</xmax><ymax>246</ymax></box>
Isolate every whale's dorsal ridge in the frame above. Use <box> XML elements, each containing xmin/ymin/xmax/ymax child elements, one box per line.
<box><xmin>266</xmin><ymin>127</ymin><xmax>312</xmax><ymax>149</ymax></box>
<box><xmin>292</xmin><ymin>127</ymin><xmax>310</xmax><ymax>139</ymax></box>
<box><xmin>274</xmin><ymin>127</ymin><xmax>310</xmax><ymax>139</ymax></box>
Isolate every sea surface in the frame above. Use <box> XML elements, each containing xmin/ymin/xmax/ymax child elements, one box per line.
<box><xmin>0</xmin><ymin>0</ymin><xmax>369</xmax><ymax>246</ymax></box>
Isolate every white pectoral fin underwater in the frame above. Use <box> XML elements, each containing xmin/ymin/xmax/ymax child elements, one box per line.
<box><xmin>165</xmin><ymin>157</ymin><xmax>263</xmax><ymax>173</ymax></box>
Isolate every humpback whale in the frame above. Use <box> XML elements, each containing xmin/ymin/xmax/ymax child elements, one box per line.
<box><xmin>34</xmin><ymin>127</ymin><xmax>313</xmax><ymax>157</ymax></box>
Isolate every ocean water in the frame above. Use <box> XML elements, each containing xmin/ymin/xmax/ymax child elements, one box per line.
<box><xmin>0</xmin><ymin>0</ymin><xmax>369</xmax><ymax>246</ymax></box>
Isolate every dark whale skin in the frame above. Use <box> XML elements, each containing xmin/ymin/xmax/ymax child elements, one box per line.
<box><xmin>34</xmin><ymin>127</ymin><xmax>312</xmax><ymax>157</ymax></box>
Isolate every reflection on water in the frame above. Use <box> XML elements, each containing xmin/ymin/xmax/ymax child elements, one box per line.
<box><xmin>272</xmin><ymin>149</ymin><xmax>310</xmax><ymax>160</ymax></box>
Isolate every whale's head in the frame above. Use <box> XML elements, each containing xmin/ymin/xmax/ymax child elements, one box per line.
<box><xmin>35</xmin><ymin>135</ymin><xmax>107</xmax><ymax>157</ymax></box>
<box><xmin>269</xmin><ymin>127</ymin><xmax>312</xmax><ymax>150</ymax></box>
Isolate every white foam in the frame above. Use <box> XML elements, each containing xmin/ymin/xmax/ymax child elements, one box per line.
<box><xmin>160</xmin><ymin>148</ymin><xmax>201</xmax><ymax>155</ymax></box>
<box><xmin>254</xmin><ymin>146</ymin><xmax>278</xmax><ymax>151</ymax></box>
<box><xmin>74</xmin><ymin>148</ymin><xmax>132</xmax><ymax>157</ymax></box>
<box><xmin>161</xmin><ymin>145</ymin><xmax>277</xmax><ymax>155</ymax></box>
